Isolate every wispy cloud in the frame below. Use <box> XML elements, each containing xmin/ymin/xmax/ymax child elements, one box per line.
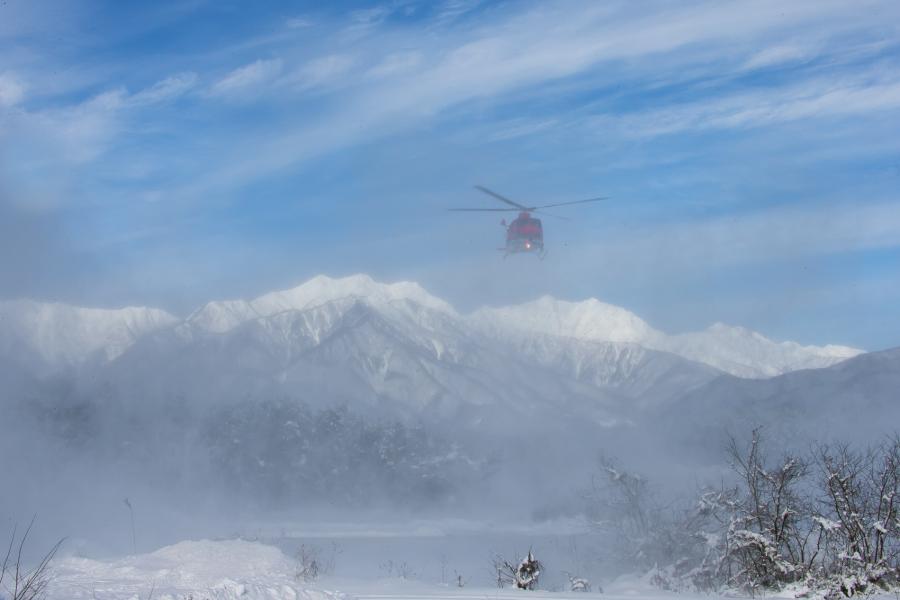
<box><xmin>176</xmin><ymin>0</ymin><xmax>900</xmax><ymax>194</ymax></box>
<box><xmin>13</xmin><ymin>0</ymin><xmax>899</xmax><ymax>197</ymax></box>
<box><xmin>340</xmin><ymin>5</ymin><xmax>397</xmax><ymax>40</ymax></box>
<box><xmin>2</xmin><ymin>1</ymin><xmax>899</xmax><ymax>347</ymax></box>
<box><xmin>210</xmin><ymin>58</ymin><xmax>283</xmax><ymax>97</ymax></box>
<box><xmin>486</xmin><ymin>118</ymin><xmax>560</xmax><ymax>142</ymax></box>
<box><xmin>283</xmin><ymin>54</ymin><xmax>355</xmax><ymax>91</ymax></box>
<box><xmin>24</xmin><ymin>89</ymin><xmax>126</xmax><ymax>165</ymax></box>
<box><xmin>743</xmin><ymin>43</ymin><xmax>817</xmax><ymax>70</ymax></box>
<box><xmin>429</xmin><ymin>0</ymin><xmax>484</xmax><ymax>28</ymax></box>
<box><xmin>590</xmin><ymin>72</ymin><xmax>900</xmax><ymax>138</ymax></box>
<box><xmin>0</xmin><ymin>72</ymin><xmax>25</xmax><ymax>108</ymax></box>
<box><xmin>595</xmin><ymin>200</ymin><xmax>900</xmax><ymax>272</ymax></box>
<box><xmin>285</xmin><ymin>16</ymin><xmax>313</xmax><ymax>30</ymax></box>
<box><xmin>132</xmin><ymin>72</ymin><xmax>198</xmax><ymax>105</ymax></box>
<box><xmin>349</xmin><ymin>6</ymin><xmax>393</xmax><ymax>28</ymax></box>
<box><xmin>365</xmin><ymin>52</ymin><xmax>423</xmax><ymax>79</ymax></box>
<box><xmin>2</xmin><ymin>71</ymin><xmax>201</xmax><ymax>194</ymax></box>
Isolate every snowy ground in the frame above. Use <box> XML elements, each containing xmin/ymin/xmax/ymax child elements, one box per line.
<box><xmin>261</xmin><ymin>517</ymin><xmax>601</xmax><ymax>590</ymax></box>
<box><xmin>42</xmin><ymin>537</ymin><xmax>649</xmax><ymax>600</ymax></box>
<box><xmin>44</xmin><ymin>519</ymin><xmax>602</xmax><ymax>599</ymax></box>
<box><xmin>42</xmin><ymin>535</ymin><xmax>897</xmax><ymax>600</ymax></box>
<box><xmin>46</xmin><ymin>539</ymin><xmax>343</xmax><ymax>600</ymax></box>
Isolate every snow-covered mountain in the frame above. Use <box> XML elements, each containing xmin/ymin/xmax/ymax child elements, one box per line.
<box><xmin>655</xmin><ymin>347</ymin><xmax>900</xmax><ymax>459</ymax></box>
<box><xmin>472</xmin><ymin>296</ymin><xmax>661</xmax><ymax>345</ymax></box>
<box><xmin>473</xmin><ymin>296</ymin><xmax>861</xmax><ymax>378</ymax></box>
<box><xmin>109</xmin><ymin>292</ymin><xmax>714</xmax><ymax>428</ymax></box>
<box><xmin>661</xmin><ymin>323</ymin><xmax>861</xmax><ymax>378</ymax></box>
<box><xmin>188</xmin><ymin>274</ymin><xmax>455</xmax><ymax>334</ymax></box>
<box><xmin>0</xmin><ymin>274</ymin><xmax>891</xmax><ymax>515</ymax></box>
<box><xmin>0</xmin><ymin>299</ymin><xmax>177</xmax><ymax>375</ymax></box>
<box><xmin>0</xmin><ymin>275</ymin><xmax>862</xmax><ymax>387</ymax></box>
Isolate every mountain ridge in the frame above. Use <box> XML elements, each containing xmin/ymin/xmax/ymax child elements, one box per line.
<box><xmin>472</xmin><ymin>295</ymin><xmax>861</xmax><ymax>378</ymax></box>
<box><xmin>0</xmin><ymin>274</ymin><xmax>864</xmax><ymax>379</ymax></box>
<box><xmin>2</xmin><ymin>277</ymin><xmax>894</xmax><ymax>517</ymax></box>
<box><xmin>0</xmin><ymin>299</ymin><xmax>177</xmax><ymax>375</ymax></box>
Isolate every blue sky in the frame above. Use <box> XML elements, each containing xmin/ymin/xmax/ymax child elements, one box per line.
<box><xmin>1</xmin><ymin>0</ymin><xmax>900</xmax><ymax>349</ymax></box>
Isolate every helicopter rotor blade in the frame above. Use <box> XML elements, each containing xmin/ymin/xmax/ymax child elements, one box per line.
<box><xmin>448</xmin><ymin>208</ymin><xmax>520</xmax><ymax>212</ymax></box>
<box><xmin>532</xmin><ymin>209</ymin><xmax>570</xmax><ymax>221</ymax></box>
<box><xmin>531</xmin><ymin>196</ymin><xmax>609</xmax><ymax>209</ymax></box>
<box><xmin>473</xmin><ymin>185</ymin><xmax>530</xmax><ymax>210</ymax></box>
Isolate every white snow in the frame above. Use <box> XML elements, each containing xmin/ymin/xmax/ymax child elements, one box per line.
<box><xmin>471</xmin><ymin>296</ymin><xmax>662</xmax><ymax>345</ymax></box>
<box><xmin>660</xmin><ymin>322</ymin><xmax>861</xmax><ymax>378</ymax></box>
<box><xmin>474</xmin><ymin>297</ymin><xmax>862</xmax><ymax>378</ymax></box>
<box><xmin>188</xmin><ymin>274</ymin><xmax>456</xmax><ymax>334</ymax></box>
<box><xmin>42</xmin><ymin>538</ymin><xmax>680</xmax><ymax>600</ymax></box>
<box><xmin>42</xmin><ymin>536</ymin><xmax>899</xmax><ymax>600</ymax></box>
<box><xmin>2</xmin><ymin>274</ymin><xmax>863</xmax><ymax>381</ymax></box>
<box><xmin>0</xmin><ymin>299</ymin><xmax>177</xmax><ymax>373</ymax></box>
<box><xmin>47</xmin><ymin>539</ymin><xmax>345</xmax><ymax>600</ymax></box>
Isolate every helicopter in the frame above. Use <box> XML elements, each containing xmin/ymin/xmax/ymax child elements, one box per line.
<box><xmin>449</xmin><ymin>185</ymin><xmax>608</xmax><ymax>257</ymax></box>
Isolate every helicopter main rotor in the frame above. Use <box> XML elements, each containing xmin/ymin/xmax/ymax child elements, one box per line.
<box><xmin>447</xmin><ymin>185</ymin><xmax>608</xmax><ymax>218</ymax></box>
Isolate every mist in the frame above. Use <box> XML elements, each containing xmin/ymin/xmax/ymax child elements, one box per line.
<box><xmin>2</xmin><ymin>1</ymin><xmax>900</xmax><ymax>599</ymax></box>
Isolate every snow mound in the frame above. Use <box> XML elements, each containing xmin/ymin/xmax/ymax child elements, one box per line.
<box><xmin>48</xmin><ymin>539</ymin><xmax>345</xmax><ymax>600</ymax></box>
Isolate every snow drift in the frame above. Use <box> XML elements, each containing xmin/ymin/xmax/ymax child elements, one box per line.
<box><xmin>47</xmin><ymin>539</ymin><xmax>344</xmax><ymax>600</ymax></box>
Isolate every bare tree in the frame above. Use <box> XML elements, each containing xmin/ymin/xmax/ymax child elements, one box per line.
<box><xmin>723</xmin><ymin>429</ymin><xmax>812</xmax><ymax>591</ymax></box>
<box><xmin>588</xmin><ymin>454</ymin><xmax>718</xmax><ymax>583</ymax></box>
<box><xmin>563</xmin><ymin>571</ymin><xmax>592</xmax><ymax>592</ymax></box>
<box><xmin>814</xmin><ymin>437</ymin><xmax>900</xmax><ymax>595</ymax></box>
<box><xmin>585</xmin><ymin>431</ymin><xmax>900</xmax><ymax>597</ymax></box>
<box><xmin>295</xmin><ymin>544</ymin><xmax>320</xmax><ymax>582</ymax></box>
<box><xmin>587</xmin><ymin>455</ymin><xmax>664</xmax><ymax>570</ymax></box>
<box><xmin>0</xmin><ymin>518</ymin><xmax>65</xmax><ymax>600</ymax></box>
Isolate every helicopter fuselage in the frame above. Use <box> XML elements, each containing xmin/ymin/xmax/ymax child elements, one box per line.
<box><xmin>505</xmin><ymin>211</ymin><xmax>544</xmax><ymax>254</ymax></box>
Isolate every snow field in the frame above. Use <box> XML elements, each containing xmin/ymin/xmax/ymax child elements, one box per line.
<box><xmin>46</xmin><ymin>539</ymin><xmax>345</xmax><ymax>600</ymax></box>
<box><xmin>42</xmin><ymin>536</ymin><xmax>664</xmax><ymax>600</ymax></box>
<box><xmin>38</xmin><ymin>531</ymin><xmax>900</xmax><ymax>600</ymax></box>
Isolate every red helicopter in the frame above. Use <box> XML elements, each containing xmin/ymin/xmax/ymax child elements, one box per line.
<box><xmin>450</xmin><ymin>185</ymin><xmax>608</xmax><ymax>257</ymax></box>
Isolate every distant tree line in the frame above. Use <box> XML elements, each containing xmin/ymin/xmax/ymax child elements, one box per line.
<box><xmin>12</xmin><ymin>390</ymin><xmax>487</xmax><ymax>509</ymax></box>
<box><xmin>588</xmin><ymin>429</ymin><xmax>900</xmax><ymax>598</ymax></box>
<box><xmin>205</xmin><ymin>399</ymin><xmax>483</xmax><ymax>507</ymax></box>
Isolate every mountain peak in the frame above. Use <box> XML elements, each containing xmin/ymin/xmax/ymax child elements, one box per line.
<box><xmin>472</xmin><ymin>296</ymin><xmax>863</xmax><ymax>378</ymax></box>
<box><xmin>706</xmin><ymin>322</ymin><xmax>767</xmax><ymax>341</ymax></box>
<box><xmin>0</xmin><ymin>299</ymin><xmax>177</xmax><ymax>372</ymax></box>
<box><xmin>472</xmin><ymin>295</ymin><xmax>661</xmax><ymax>344</ymax></box>
<box><xmin>2</xmin><ymin>275</ymin><xmax>867</xmax><ymax>380</ymax></box>
<box><xmin>188</xmin><ymin>274</ymin><xmax>455</xmax><ymax>333</ymax></box>
<box><xmin>267</xmin><ymin>274</ymin><xmax>454</xmax><ymax>314</ymax></box>
<box><xmin>661</xmin><ymin>322</ymin><xmax>863</xmax><ymax>378</ymax></box>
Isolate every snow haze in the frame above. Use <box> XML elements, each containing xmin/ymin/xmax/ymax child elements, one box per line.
<box><xmin>1</xmin><ymin>274</ymin><xmax>892</xmax><ymax>550</ymax></box>
<box><xmin>1</xmin><ymin>1</ymin><xmax>899</xmax><ymax>598</ymax></box>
